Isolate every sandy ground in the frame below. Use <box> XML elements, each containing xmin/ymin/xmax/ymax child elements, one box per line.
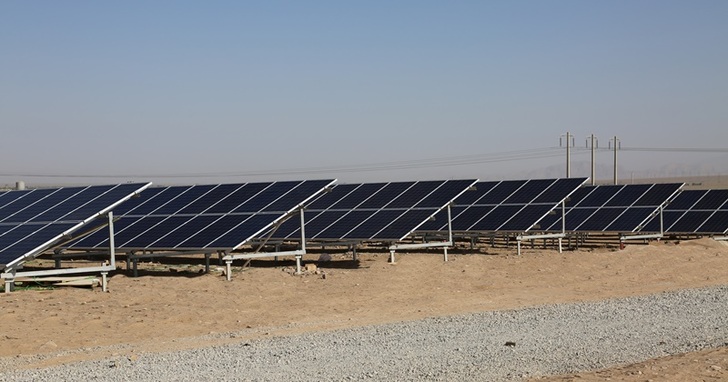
<box><xmin>2</xmin><ymin>238</ymin><xmax>728</xmax><ymax>380</ymax></box>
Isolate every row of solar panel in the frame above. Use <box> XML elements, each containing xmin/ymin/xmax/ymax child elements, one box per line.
<box><xmin>0</xmin><ymin>183</ymin><xmax>153</xmax><ymax>269</ymax></box>
<box><xmin>640</xmin><ymin>189</ymin><xmax>728</xmax><ymax>234</ymax></box>
<box><xmin>71</xmin><ymin>179</ymin><xmax>478</xmax><ymax>248</ymax></box>
<box><xmin>4</xmin><ymin>178</ymin><xmax>728</xmax><ymax>273</ymax></box>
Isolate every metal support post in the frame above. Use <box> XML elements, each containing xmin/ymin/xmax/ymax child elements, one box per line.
<box><xmin>101</xmin><ymin>272</ymin><xmax>108</xmax><ymax>292</ymax></box>
<box><xmin>445</xmin><ymin>204</ymin><xmax>453</xmax><ymax>262</ymax></box>
<box><xmin>108</xmin><ymin>212</ymin><xmax>116</xmax><ymax>269</ymax></box>
<box><xmin>225</xmin><ymin>260</ymin><xmax>233</xmax><ymax>281</ymax></box>
<box><xmin>517</xmin><ymin>238</ymin><xmax>522</xmax><ymax>256</ymax></box>
<box><xmin>204</xmin><ymin>253</ymin><xmax>211</xmax><ymax>273</ymax></box>
<box><xmin>389</xmin><ymin>249</ymin><xmax>396</xmax><ymax>263</ymax></box>
<box><xmin>295</xmin><ymin>208</ymin><xmax>306</xmax><ymax>275</ymax></box>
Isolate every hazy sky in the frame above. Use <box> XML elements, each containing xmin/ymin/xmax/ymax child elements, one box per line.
<box><xmin>2</xmin><ymin>1</ymin><xmax>727</xmax><ymax>186</ymax></box>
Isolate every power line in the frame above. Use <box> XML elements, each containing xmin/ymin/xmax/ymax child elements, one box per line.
<box><xmin>1</xmin><ymin>147</ymin><xmax>566</xmax><ymax>179</ymax></box>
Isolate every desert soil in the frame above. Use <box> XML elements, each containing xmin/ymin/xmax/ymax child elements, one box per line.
<box><xmin>2</xmin><ymin>238</ymin><xmax>728</xmax><ymax>381</ymax></box>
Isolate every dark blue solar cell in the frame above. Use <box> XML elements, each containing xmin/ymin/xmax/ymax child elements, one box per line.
<box><xmin>263</xmin><ymin>180</ymin><xmax>333</xmax><ymax>212</ymax></box>
<box><xmin>532</xmin><ymin>178</ymin><xmax>587</xmax><ymax>204</ymax></box>
<box><xmin>305</xmin><ymin>184</ymin><xmax>359</xmax><ymax>210</ymax></box>
<box><xmin>451</xmin><ymin>206</ymin><xmax>494</xmax><ymax>231</ymax></box>
<box><xmin>69</xmin><ymin>215</ymin><xmax>138</xmax><ymax>249</ymax></box>
<box><xmin>633</xmin><ymin>184</ymin><xmax>682</xmax><ymax>207</ymax></box>
<box><xmin>469</xmin><ymin>205</ymin><xmax>523</xmax><ymax>231</ymax></box>
<box><xmin>176</xmin><ymin>184</ymin><xmax>244</xmax><ymax>214</ymax></box>
<box><xmin>62</xmin><ymin>184</ymin><xmax>149</xmax><ymax>221</ymax></box>
<box><xmin>0</xmin><ymin>223</ymin><xmax>76</xmax><ymax>266</ymax></box>
<box><xmin>577</xmin><ymin>208</ymin><xmax>625</xmax><ymax>231</ymax></box>
<box><xmin>233</xmin><ymin>181</ymin><xmax>302</xmax><ymax>213</ymax></box>
<box><xmin>178</xmin><ymin>214</ymin><xmax>262</xmax><ymax>248</ymax></box>
<box><xmin>694</xmin><ymin>190</ymin><xmax>728</xmax><ymax>210</ymax></box>
<box><xmin>503</xmin><ymin>179</ymin><xmax>556</xmax><ymax>204</ymax></box>
<box><xmin>1</xmin><ymin>224</ymin><xmax>44</xmax><ymax>251</ymax></box>
<box><xmin>207</xmin><ymin>213</ymin><xmax>286</xmax><ymax>248</ymax></box>
<box><xmin>373</xmin><ymin>209</ymin><xmax>438</xmax><ymax>240</ymax></box>
<box><xmin>357</xmin><ymin>182</ymin><xmax>415</xmax><ymax>209</ymax></box>
<box><xmin>283</xmin><ymin>210</ymin><xmax>346</xmax><ymax>239</ymax></box>
<box><xmin>563</xmin><ymin>208</ymin><xmax>598</xmax><ymax>230</ymax></box>
<box><xmin>314</xmin><ymin>210</ymin><xmax>377</xmax><ymax>239</ymax></box>
<box><xmin>146</xmin><ymin>215</ymin><xmax>220</xmax><ymax>248</ymax></box>
<box><xmin>416</xmin><ymin>208</ymin><xmax>450</xmax><ymax>231</ymax></box>
<box><xmin>476</xmin><ymin>180</ymin><xmax>527</xmax><ymax>205</ymax></box>
<box><xmin>114</xmin><ymin>216</ymin><xmax>168</xmax><ymax>247</ymax></box>
<box><xmin>604</xmin><ymin>185</ymin><xmax>652</xmax><ymax>207</ymax></box>
<box><xmin>642</xmin><ymin>211</ymin><xmax>684</xmax><ymax>232</ymax></box>
<box><xmin>578</xmin><ymin>186</ymin><xmax>623</xmax><ymax>207</ymax></box>
<box><xmin>325</xmin><ymin>184</ymin><xmax>386</xmax><ymax>210</ymax></box>
<box><xmin>2</xmin><ymin>187</ymin><xmax>80</xmax><ymax>223</ymax></box>
<box><xmin>453</xmin><ymin>181</ymin><xmax>498</xmax><ymax>205</ymax></box>
<box><xmin>665</xmin><ymin>190</ymin><xmax>705</xmax><ymax>210</ymax></box>
<box><xmin>499</xmin><ymin>205</ymin><xmax>555</xmax><ymax>231</ymax></box>
<box><xmin>697</xmin><ymin>211</ymin><xmax>728</xmax><ymax>233</ymax></box>
<box><xmin>0</xmin><ymin>191</ymin><xmax>37</xmax><ymax>213</ymax></box>
<box><xmin>122</xmin><ymin>216</ymin><xmax>193</xmax><ymax>248</ymax></box>
<box><xmin>344</xmin><ymin>210</ymin><xmax>407</xmax><ymax>239</ymax></box>
<box><xmin>563</xmin><ymin>187</ymin><xmax>592</xmax><ymax>207</ymax></box>
<box><xmin>120</xmin><ymin>187</ymin><xmax>183</xmax><ymax>216</ymax></box>
<box><xmin>270</xmin><ymin>210</ymin><xmax>315</xmax><ymax>239</ymax></box>
<box><xmin>605</xmin><ymin>207</ymin><xmax>654</xmax><ymax>232</ymax></box>
<box><xmin>386</xmin><ymin>181</ymin><xmax>445</xmax><ymax>209</ymax></box>
<box><xmin>535</xmin><ymin>209</ymin><xmax>562</xmax><ymax>231</ymax></box>
<box><xmin>664</xmin><ymin>211</ymin><xmax>713</xmax><ymax>233</ymax></box>
<box><xmin>0</xmin><ymin>189</ymin><xmax>58</xmax><ymax>222</ymax></box>
<box><xmin>203</xmin><ymin>183</ymin><xmax>269</xmax><ymax>214</ymax></box>
<box><xmin>416</xmin><ymin>179</ymin><xmax>477</xmax><ymax>208</ymax></box>
<box><xmin>153</xmin><ymin>185</ymin><xmax>216</xmax><ymax>215</ymax></box>
<box><xmin>32</xmin><ymin>186</ymin><xmax>115</xmax><ymax>222</ymax></box>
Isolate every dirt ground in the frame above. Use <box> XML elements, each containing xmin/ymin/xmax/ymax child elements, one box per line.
<box><xmin>2</xmin><ymin>238</ymin><xmax>728</xmax><ymax>381</ymax></box>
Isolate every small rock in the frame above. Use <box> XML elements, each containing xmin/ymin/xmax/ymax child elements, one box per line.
<box><xmin>504</xmin><ymin>341</ymin><xmax>516</xmax><ymax>347</ymax></box>
<box><xmin>710</xmin><ymin>365</ymin><xmax>722</xmax><ymax>371</ymax></box>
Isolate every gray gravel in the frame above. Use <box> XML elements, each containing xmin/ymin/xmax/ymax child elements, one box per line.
<box><xmin>2</xmin><ymin>285</ymin><xmax>727</xmax><ymax>381</ymax></box>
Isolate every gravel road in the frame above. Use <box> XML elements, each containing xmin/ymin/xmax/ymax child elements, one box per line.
<box><xmin>2</xmin><ymin>285</ymin><xmax>727</xmax><ymax>381</ymax></box>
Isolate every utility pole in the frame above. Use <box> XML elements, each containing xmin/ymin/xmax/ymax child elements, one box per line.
<box><xmin>560</xmin><ymin>132</ymin><xmax>574</xmax><ymax>178</ymax></box>
<box><xmin>586</xmin><ymin>134</ymin><xmax>598</xmax><ymax>185</ymax></box>
<box><xmin>609</xmin><ymin>136</ymin><xmax>620</xmax><ymax>185</ymax></box>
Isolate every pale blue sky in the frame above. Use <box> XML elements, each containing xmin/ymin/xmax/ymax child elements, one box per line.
<box><xmin>1</xmin><ymin>1</ymin><xmax>727</xmax><ymax>185</ymax></box>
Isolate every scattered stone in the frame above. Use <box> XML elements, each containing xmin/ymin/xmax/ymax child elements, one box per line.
<box><xmin>305</xmin><ymin>263</ymin><xmax>317</xmax><ymax>272</ymax></box>
<box><xmin>505</xmin><ymin>341</ymin><xmax>516</xmax><ymax>347</ymax></box>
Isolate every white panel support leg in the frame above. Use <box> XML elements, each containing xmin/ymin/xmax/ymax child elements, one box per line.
<box><xmin>295</xmin><ymin>254</ymin><xmax>302</xmax><ymax>275</ymax></box>
<box><xmin>4</xmin><ymin>278</ymin><xmax>12</xmax><ymax>294</ymax></box>
<box><xmin>225</xmin><ymin>260</ymin><xmax>233</xmax><ymax>281</ymax></box>
<box><xmin>517</xmin><ymin>240</ymin><xmax>522</xmax><ymax>256</ymax></box>
<box><xmin>101</xmin><ymin>272</ymin><xmax>108</xmax><ymax>292</ymax></box>
<box><xmin>389</xmin><ymin>249</ymin><xmax>396</xmax><ymax>263</ymax></box>
<box><xmin>558</xmin><ymin>237</ymin><xmax>563</xmax><ymax>253</ymax></box>
<box><xmin>443</xmin><ymin>246</ymin><xmax>448</xmax><ymax>262</ymax></box>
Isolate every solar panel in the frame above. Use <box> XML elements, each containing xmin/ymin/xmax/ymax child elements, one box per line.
<box><xmin>640</xmin><ymin>189</ymin><xmax>728</xmax><ymax>234</ymax></box>
<box><xmin>417</xmin><ymin>178</ymin><xmax>588</xmax><ymax>233</ymax></box>
<box><xmin>540</xmin><ymin>183</ymin><xmax>683</xmax><ymax>233</ymax></box>
<box><xmin>271</xmin><ymin>179</ymin><xmax>478</xmax><ymax>241</ymax></box>
<box><xmin>0</xmin><ymin>183</ymin><xmax>152</xmax><ymax>271</ymax></box>
<box><xmin>67</xmin><ymin>180</ymin><xmax>335</xmax><ymax>251</ymax></box>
